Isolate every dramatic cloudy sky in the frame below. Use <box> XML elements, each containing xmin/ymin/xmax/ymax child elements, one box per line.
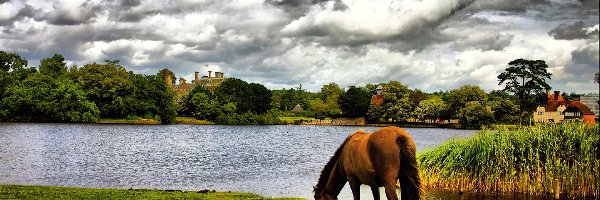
<box><xmin>1</xmin><ymin>0</ymin><xmax>598</xmax><ymax>93</ymax></box>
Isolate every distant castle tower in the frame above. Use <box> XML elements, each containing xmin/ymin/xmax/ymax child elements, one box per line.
<box><xmin>171</xmin><ymin>65</ymin><xmax>226</xmax><ymax>96</ymax></box>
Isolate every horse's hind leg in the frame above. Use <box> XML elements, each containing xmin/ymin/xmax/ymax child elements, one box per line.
<box><xmin>370</xmin><ymin>186</ymin><xmax>380</xmax><ymax>200</ymax></box>
<box><xmin>383</xmin><ymin>179</ymin><xmax>399</xmax><ymax>200</ymax></box>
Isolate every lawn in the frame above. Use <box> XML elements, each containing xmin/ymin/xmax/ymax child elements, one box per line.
<box><xmin>0</xmin><ymin>185</ymin><xmax>303</xmax><ymax>200</ymax></box>
<box><xmin>277</xmin><ymin>117</ymin><xmax>315</xmax><ymax>124</ymax></box>
<box><xmin>96</xmin><ymin>118</ymin><xmax>161</xmax><ymax>125</ymax></box>
<box><xmin>174</xmin><ymin>117</ymin><xmax>215</xmax><ymax>125</ymax></box>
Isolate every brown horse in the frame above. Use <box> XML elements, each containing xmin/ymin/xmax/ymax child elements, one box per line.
<box><xmin>313</xmin><ymin>126</ymin><xmax>421</xmax><ymax>200</ymax></box>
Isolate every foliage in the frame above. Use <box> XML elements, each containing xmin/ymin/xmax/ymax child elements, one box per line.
<box><xmin>0</xmin><ymin>185</ymin><xmax>301</xmax><ymax>200</ymax></box>
<box><xmin>366</xmin><ymin>104</ymin><xmax>384</xmax><ymax>123</ymax></box>
<box><xmin>272</xmin><ymin>87</ymin><xmax>308</xmax><ymax>111</ymax></box>
<box><xmin>338</xmin><ymin>86</ymin><xmax>370</xmax><ymax>118</ymax></box>
<box><xmin>319</xmin><ymin>82</ymin><xmax>344</xmax><ymax>117</ymax></box>
<box><xmin>498</xmin><ymin>58</ymin><xmax>552</xmax><ymax>123</ymax></box>
<box><xmin>380</xmin><ymin>81</ymin><xmax>412</xmax><ymax>122</ymax></box>
<box><xmin>413</xmin><ymin>96</ymin><xmax>447</xmax><ymax>123</ymax></box>
<box><xmin>491</xmin><ymin>99</ymin><xmax>519</xmax><ymax>124</ymax></box>
<box><xmin>408</xmin><ymin>89</ymin><xmax>428</xmax><ymax>109</ymax></box>
<box><xmin>180</xmin><ymin>85</ymin><xmax>213</xmax><ymax>116</ymax></box>
<box><xmin>456</xmin><ymin>101</ymin><xmax>493</xmax><ymax>129</ymax></box>
<box><xmin>76</xmin><ymin>61</ymin><xmax>134</xmax><ymax>118</ymax></box>
<box><xmin>215</xmin><ymin>78</ymin><xmax>271</xmax><ymax>114</ymax></box>
<box><xmin>447</xmin><ymin>85</ymin><xmax>488</xmax><ymax>118</ymax></box>
<box><xmin>157</xmin><ymin>68</ymin><xmax>176</xmax><ymax>86</ymax></box>
<box><xmin>418</xmin><ymin>123</ymin><xmax>599</xmax><ymax>198</ymax></box>
<box><xmin>39</xmin><ymin>54</ymin><xmax>68</xmax><ymax>77</ymax></box>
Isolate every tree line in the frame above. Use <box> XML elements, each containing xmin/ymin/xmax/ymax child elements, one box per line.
<box><xmin>0</xmin><ymin>52</ymin><xmax>176</xmax><ymax>123</ymax></box>
<box><xmin>3</xmin><ymin>50</ymin><xmax>578</xmax><ymax>128</ymax></box>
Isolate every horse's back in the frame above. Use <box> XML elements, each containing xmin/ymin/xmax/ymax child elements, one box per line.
<box><xmin>368</xmin><ymin>126</ymin><xmax>416</xmax><ymax>182</ymax></box>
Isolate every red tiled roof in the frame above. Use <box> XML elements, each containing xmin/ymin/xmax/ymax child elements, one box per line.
<box><xmin>544</xmin><ymin>100</ymin><xmax>594</xmax><ymax>115</ymax></box>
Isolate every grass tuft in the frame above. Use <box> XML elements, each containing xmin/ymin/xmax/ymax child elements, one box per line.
<box><xmin>418</xmin><ymin>122</ymin><xmax>599</xmax><ymax>198</ymax></box>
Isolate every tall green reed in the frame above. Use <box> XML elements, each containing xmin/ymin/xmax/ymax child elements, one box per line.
<box><xmin>418</xmin><ymin>122</ymin><xmax>599</xmax><ymax>198</ymax></box>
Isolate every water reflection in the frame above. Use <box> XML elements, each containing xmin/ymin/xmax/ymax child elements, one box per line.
<box><xmin>0</xmin><ymin>123</ymin><xmax>476</xmax><ymax>199</ymax></box>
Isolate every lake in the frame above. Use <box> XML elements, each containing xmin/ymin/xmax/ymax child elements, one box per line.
<box><xmin>0</xmin><ymin>123</ymin><xmax>480</xmax><ymax>199</ymax></box>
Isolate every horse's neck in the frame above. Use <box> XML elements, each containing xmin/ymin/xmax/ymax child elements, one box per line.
<box><xmin>323</xmin><ymin>161</ymin><xmax>347</xmax><ymax>197</ymax></box>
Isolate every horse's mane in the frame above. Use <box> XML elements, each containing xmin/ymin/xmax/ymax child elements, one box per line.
<box><xmin>313</xmin><ymin>134</ymin><xmax>354</xmax><ymax>193</ymax></box>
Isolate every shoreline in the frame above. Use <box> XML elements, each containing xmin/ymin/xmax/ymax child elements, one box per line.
<box><xmin>0</xmin><ymin>184</ymin><xmax>302</xmax><ymax>200</ymax></box>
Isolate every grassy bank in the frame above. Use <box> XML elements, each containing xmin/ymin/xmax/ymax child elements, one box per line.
<box><xmin>0</xmin><ymin>185</ymin><xmax>303</xmax><ymax>200</ymax></box>
<box><xmin>277</xmin><ymin>117</ymin><xmax>315</xmax><ymax>124</ymax></box>
<box><xmin>418</xmin><ymin>123</ymin><xmax>599</xmax><ymax>198</ymax></box>
<box><xmin>174</xmin><ymin>117</ymin><xmax>215</xmax><ymax>125</ymax></box>
<box><xmin>96</xmin><ymin>118</ymin><xmax>161</xmax><ymax>125</ymax></box>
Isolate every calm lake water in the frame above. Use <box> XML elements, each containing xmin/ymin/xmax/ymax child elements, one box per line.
<box><xmin>0</xmin><ymin>123</ymin><xmax>482</xmax><ymax>199</ymax></box>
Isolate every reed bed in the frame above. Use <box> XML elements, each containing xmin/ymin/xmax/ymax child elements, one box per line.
<box><xmin>418</xmin><ymin>122</ymin><xmax>599</xmax><ymax>198</ymax></box>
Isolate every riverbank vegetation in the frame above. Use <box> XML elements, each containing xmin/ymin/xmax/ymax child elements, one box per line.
<box><xmin>1</xmin><ymin>51</ymin><xmax>595</xmax><ymax>128</ymax></box>
<box><xmin>418</xmin><ymin>123</ymin><xmax>599</xmax><ymax>198</ymax></box>
<box><xmin>0</xmin><ymin>185</ymin><xmax>301</xmax><ymax>200</ymax></box>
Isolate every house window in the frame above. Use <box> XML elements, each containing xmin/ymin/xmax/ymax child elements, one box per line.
<box><xmin>538</xmin><ymin>111</ymin><xmax>544</xmax><ymax>115</ymax></box>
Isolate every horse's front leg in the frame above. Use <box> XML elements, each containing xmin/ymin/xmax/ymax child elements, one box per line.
<box><xmin>347</xmin><ymin>177</ymin><xmax>361</xmax><ymax>200</ymax></box>
<box><xmin>370</xmin><ymin>186</ymin><xmax>380</xmax><ymax>200</ymax></box>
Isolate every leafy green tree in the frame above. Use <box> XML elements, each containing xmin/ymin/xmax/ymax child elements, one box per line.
<box><xmin>491</xmin><ymin>99</ymin><xmax>519</xmax><ymax>124</ymax></box>
<box><xmin>2</xmin><ymin>69</ymin><xmax>99</xmax><ymax>122</ymax></box>
<box><xmin>447</xmin><ymin>85</ymin><xmax>488</xmax><ymax>118</ymax></box>
<box><xmin>498</xmin><ymin>59</ymin><xmax>552</xmax><ymax>124</ymax></box>
<box><xmin>39</xmin><ymin>54</ymin><xmax>67</xmax><ymax>77</ymax></box>
<box><xmin>181</xmin><ymin>86</ymin><xmax>213</xmax><ymax>116</ymax></box>
<box><xmin>488</xmin><ymin>90</ymin><xmax>512</xmax><ymax>102</ymax></box>
<box><xmin>158</xmin><ymin>68</ymin><xmax>176</xmax><ymax>86</ymax></box>
<box><xmin>457</xmin><ymin>101</ymin><xmax>493</xmax><ymax>129</ymax></box>
<box><xmin>76</xmin><ymin>61</ymin><xmax>133</xmax><ymax>118</ymax></box>
<box><xmin>408</xmin><ymin>89</ymin><xmax>428</xmax><ymax>109</ymax></box>
<box><xmin>338</xmin><ymin>86</ymin><xmax>370</xmax><ymax>118</ymax></box>
<box><xmin>413</xmin><ymin>96</ymin><xmax>447</xmax><ymax>123</ymax></box>
<box><xmin>215</xmin><ymin>78</ymin><xmax>271</xmax><ymax>114</ymax></box>
<box><xmin>320</xmin><ymin>82</ymin><xmax>344</xmax><ymax>116</ymax></box>
<box><xmin>275</xmin><ymin>87</ymin><xmax>308</xmax><ymax>111</ymax></box>
<box><xmin>310</xmin><ymin>99</ymin><xmax>329</xmax><ymax>120</ymax></box>
<box><xmin>247</xmin><ymin>83</ymin><xmax>272</xmax><ymax>114</ymax></box>
<box><xmin>366</xmin><ymin>104</ymin><xmax>384</xmax><ymax>123</ymax></box>
<box><xmin>191</xmin><ymin>93</ymin><xmax>220</xmax><ymax>120</ymax></box>
<box><xmin>380</xmin><ymin>81</ymin><xmax>413</xmax><ymax>122</ymax></box>
<box><xmin>0</xmin><ymin>51</ymin><xmax>35</xmax><ymax>104</ymax></box>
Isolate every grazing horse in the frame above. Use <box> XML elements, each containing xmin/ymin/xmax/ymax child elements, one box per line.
<box><xmin>313</xmin><ymin>126</ymin><xmax>421</xmax><ymax>200</ymax></box>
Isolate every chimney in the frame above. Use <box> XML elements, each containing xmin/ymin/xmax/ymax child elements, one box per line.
<box><xmin>554</xmin><ymin>91</ymin><xmax>560</xmax><ymax>101</ymax></box>
<box><xmin>208</xmin><ymin>71</ymin><xmax>212</xmax><ymax>80</ymax></box>
<box><xmin>194</xmin><ymin>71</ymin><xmax>199</xmax><ymax>82</ymax></box>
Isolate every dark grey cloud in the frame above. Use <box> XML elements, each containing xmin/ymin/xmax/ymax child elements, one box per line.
<box><xmin>549</xmin><ymin>21</ymin><xmax>596</xmax><ymax>40</ymax></box>
<box><xmin>265</xmin><ymin>0</ymin><xmax>346</xmax><ymax>18</ymax></box>
<box><xmin>0</xmin><ymin>0</ymin><xmax>9</xmax><ymax>4</ymax></box>
<box><xmin>451</xmin><ymin>33</ymin><xmax>514</xmax><ymax>51</ymax></box>
<box><xmin>121</xmin><ymin>0</ymin><xmax>141</xmax><ymax>8</ymax></box>
<box><xmin>41</xmin><ymin>3</ymin><xmax>102</xmax><ymax>25</ymax></box>
<box><xmin>0</xmin><ymin>4</ymin><xmax>36</xmax><ymax>26</ymax></box>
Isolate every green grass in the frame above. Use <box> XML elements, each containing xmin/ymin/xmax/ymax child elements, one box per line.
<box><xmin>174</xmin><ymin>117</ymin><xmax>215</xmax><ymax>125</ymax></box>
<box><xmin>0</xmin><ymin>185</ymin><xmax>304</xmax><ymax>200</ymax></box>
<box><xmin>418</xmin><ymin>122</ymin><xmax>599</xmax><ymax>198</ymax></box>
<box><xmin>277</xmin><ymin>117</ymin><xmax>315</xmax><ymax>124</ymax></box>
<box><xmin>96</xmin><ymin>118</ymin><xmax>161</xmax><ymax>125</ymax></box>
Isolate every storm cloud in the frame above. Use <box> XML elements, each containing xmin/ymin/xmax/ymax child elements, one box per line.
<box><xmin>0</xmin><ymin>0</ymin><xmax>598</xmax><ymax>93</ymax></box>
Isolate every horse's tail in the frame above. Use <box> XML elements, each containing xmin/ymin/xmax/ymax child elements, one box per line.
<box><xmin>397</xmin><ymin>134</ymin><xmax>422</xmax><ymax>200</ymax></box>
